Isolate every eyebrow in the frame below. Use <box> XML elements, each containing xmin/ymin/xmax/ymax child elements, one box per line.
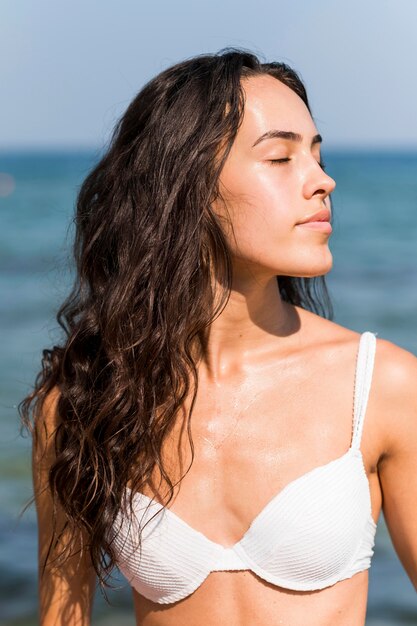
<box><xmin>252</xmin><ymin>130</ymin><xmax>322</xmax><ymax>148</ymax></box>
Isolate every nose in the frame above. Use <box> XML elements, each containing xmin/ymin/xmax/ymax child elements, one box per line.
<box><xmin>303</xmin><ymin>162</ymin><xmax>336</xmax><ymax>201</ymax></box>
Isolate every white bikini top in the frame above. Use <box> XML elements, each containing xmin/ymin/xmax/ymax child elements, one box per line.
<box><xmin>110</xmin><ymin>331</ymin><xmax>378</xmax><ymax>604</ymax></box>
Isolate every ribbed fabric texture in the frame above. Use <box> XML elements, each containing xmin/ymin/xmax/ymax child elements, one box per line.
<box><xmin>110</xmin><ymin>331</ymin><xmax>378</xmax><ymax>604</ymax></box>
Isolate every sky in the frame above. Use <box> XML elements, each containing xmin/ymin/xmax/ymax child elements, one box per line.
<box><xmin>2</xmin><ymin>0</ymin><xmax>417</xmax><ymax>150</ymax></box>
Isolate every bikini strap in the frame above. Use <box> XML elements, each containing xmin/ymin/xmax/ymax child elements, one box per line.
<box><xmin>351</xmin><ymin>331</ymin><xmax>378</xmax><ymax>451</ymax></box>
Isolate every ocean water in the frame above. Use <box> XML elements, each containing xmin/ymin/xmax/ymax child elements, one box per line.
<box><xmin>0</xmin><ymin>149</ymin><xmax>416</xmax><ymax>625</ymax></box>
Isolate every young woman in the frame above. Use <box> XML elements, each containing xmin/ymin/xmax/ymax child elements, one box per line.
<box><xmin>20</xmin><ymin>48</ymin><xmax>417</xmax><ymax>626</ymax></box>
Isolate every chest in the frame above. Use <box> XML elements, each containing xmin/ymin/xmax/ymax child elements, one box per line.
<box><xmin>142</xmin><ymin>343</ymin><xmax>380</xmax><ymax>546</ymax></box>
<box><xmin>113</xmin><ymin>331</ymin><xmax>383</xmax><ymax>606</ymax></box>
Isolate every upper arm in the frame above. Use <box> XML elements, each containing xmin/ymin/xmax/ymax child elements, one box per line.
<box><xmin>33</xmin><ymin>386</ymin><xmax>97</xmax><ymax>625</ymax></box>
<box><xmin>376</xmin><ymin>339</ymin><xmax>417</xmax><ymax>590</ymax></box>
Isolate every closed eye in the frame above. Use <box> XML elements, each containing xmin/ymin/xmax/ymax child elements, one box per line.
<box><xmin>269</xmin><ymin>158</ymin><xmax>291</xmax><ymax>165</ymax></box>
<box><xmin>269</xmin><ymin>158</ymin><xmax>326</xmax><ymax>171</ymax></box>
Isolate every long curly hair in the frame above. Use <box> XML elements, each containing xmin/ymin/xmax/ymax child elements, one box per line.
<box><xmin>19</xmin><ymin>47</ymin><xmax>334</xmax><ymax>592</ymax></box>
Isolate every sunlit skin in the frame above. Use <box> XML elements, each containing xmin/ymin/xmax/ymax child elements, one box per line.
<box><xmin>216</xmin><ymin>74</ymin><xmax>335</xmax><ymax>281</ymax></box>
<box><xmin>201</xmin><ymin>73</ymin><xmax>336</xmax><ymax>380</ymax></box>
<box><xmin>128</xmin><ymin>74</ymin><xmax>417</xmax><ymax>626</ymax></box>
<box><xmin>35</xmin><ymin>74</ymin><xmax>417</xmax><ymax>626</ymax></box>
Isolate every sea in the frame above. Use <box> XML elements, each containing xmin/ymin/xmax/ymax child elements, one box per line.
<box><xmin>0</xmin><ymin>148</ymin><xmax>416</xmax><ymax>625</ymax></box>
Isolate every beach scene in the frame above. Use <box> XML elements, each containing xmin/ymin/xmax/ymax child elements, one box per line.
<box><xmin>1</xmin><ymin>148</ymin><xmax>416</xmax><ymax>625</ymax></box>
<box><xmin>1</xmin><ymin>1</ymin><xmax>417</xmax><ymax>624</ymax></box>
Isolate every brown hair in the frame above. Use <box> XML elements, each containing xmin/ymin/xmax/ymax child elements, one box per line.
<box><xmin>19</xmin><ymin>47</ymin><xmax>334</xmax><ymax>593</ymax></box>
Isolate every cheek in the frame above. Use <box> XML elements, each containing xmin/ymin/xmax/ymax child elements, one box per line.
<box><xmin>219</xmin><ymin>167</ymin><xmax>294</xmax><ymax>249</ymax></box>
<box><xmin>220</xmin><ymin>203</ymin><xmax>297</xmax><ymax>270</ymax></box>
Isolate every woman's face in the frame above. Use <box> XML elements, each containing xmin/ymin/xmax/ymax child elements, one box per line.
<box><xmin>213</xmin><ymin>73</ymin><xmax>336</xmax><ymax>279</ymax></box>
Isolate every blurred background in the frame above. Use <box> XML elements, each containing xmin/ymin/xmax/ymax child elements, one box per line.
<box><xmin>1</xmin><ymin>1</ymin><xmax>416</xmax><ymax>624</ymax></box>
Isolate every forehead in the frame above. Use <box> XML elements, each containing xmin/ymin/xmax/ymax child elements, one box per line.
<box><xmin>237</xmin><ymin>74</ymin><xmax>318</xmax><ymax>146</ymax></box>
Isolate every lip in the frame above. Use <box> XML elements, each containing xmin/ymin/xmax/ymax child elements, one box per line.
<box><xmin>297</xmin><ymin>221</ymin><xmax>332</xmax><ymax>233</ymax></box>
<box><xmin>296</xmin><ymin>208</ymin><xmax>331</xmax><ymax>224</ymax></box>
<box><xmin>296</xmin><ymin>207</ymin><xmax>332</xmax><ymax>233</ymax></box>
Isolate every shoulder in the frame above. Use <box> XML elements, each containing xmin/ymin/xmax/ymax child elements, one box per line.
<box><xmin>33</xmin><ymin>385</ymin><xmax>62</xmax><ymax>468</ymax></box>
<box><xmin>36</xmin><ymin>384</ymin><xmax>61</xmax><ymax>427</ymax></box>
<box><xmin>372</xmin><ymin>337</ymin><xmax>417</xmax><ymax>458</ymax></box>
<box><xmin>296</xmin><ymin>306</ymin><xmax>417</xmax><ymax>450</ymax></box>
<box><xmin>373</xmin><ymin>335</ymin><xmax>417</xmax><ymax>387</ymax></box>
<box><xmin>293</xmin><ymin>303</ymin><xmax>417</xmax><ymax>391</ymax></box>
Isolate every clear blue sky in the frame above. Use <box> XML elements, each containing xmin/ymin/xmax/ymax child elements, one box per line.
<box><xmin>2</xmin><ymin>0</ymin><xmax>417</xmax><ymax>149</ymax></box>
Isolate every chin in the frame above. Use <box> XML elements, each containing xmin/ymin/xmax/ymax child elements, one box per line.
<box><xmin>311</xmin><ymin>249</ymin><xmax>333</xmax><ymax>274</ymax></box>
<box><xmin>305</xmin><ymin>263</ymin><xmax>333</xmax><ymax>278</ymax></box>
<box><xmin>282</xmin><ymin>250</ymin><xmax>334</xmax><ymax>278</ymax></box>
<box><xmin>294</xmin><ymin>258</ymin><xmax>334</xmax><ymax>278</ymax></box>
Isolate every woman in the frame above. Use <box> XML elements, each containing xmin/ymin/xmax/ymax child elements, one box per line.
<box><xmin>20</xmin><ymin>48</ymin><xmax>417</xmax><ymax>626</ymax></box>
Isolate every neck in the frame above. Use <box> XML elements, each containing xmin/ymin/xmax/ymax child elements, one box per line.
<box><xmin>195</xmin><ymin>274</ymin><xmax>300</xmax><ymax>383</ymax></box>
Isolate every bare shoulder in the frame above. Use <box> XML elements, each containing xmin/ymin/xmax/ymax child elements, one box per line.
<box><xmin>371</xmin><ymin>336</ymin><xmax>417</xmax><ymax>458</ymax></box>
<box><xmin>304</xmin><ymin>305</ymin><xmax>417</xmax><ymax>401</ymax></box>
<box><xmin>37</xmin><ymin>384</ymin><xmax>61</xmax><ymax>426</ymax></box>
<box><xmin>293</xmin><ymin>306</ymin><xmax>417</xmax><ymax>465</ymax></box>
<box><xmin>373</xmin><ymin>335</ymin><xmax>417</xmax><ymax>386</ymax></box>
<box><xmin>309</xmin><ymin>310</ymin><xmax>417</xmax><ymax>456</ymax></box>
<box><xmin>33</xmin><ymin>385</ymin><xmax>62</xmax><ymax>468</ymax></box>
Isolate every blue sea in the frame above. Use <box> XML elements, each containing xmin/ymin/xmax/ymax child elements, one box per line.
<box><xmin>0</xmin><ymin>149</ymin><xmax>416</xmax><ymax>625</ymax></box>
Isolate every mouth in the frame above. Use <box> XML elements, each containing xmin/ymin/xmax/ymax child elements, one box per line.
<box><xmin>296</xmin><ymin>208</ymin><xmax>332</xmax><ymax>233</ymax></box>
<box><xmin>296</xmin><ymin>208</ymin><xmax>331</xmax><ymax>225</ymax></box>
<box><xmin>296</xmin><ymin>221</ymin><xmax>332</xmax><ymax>233</ymax></box>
